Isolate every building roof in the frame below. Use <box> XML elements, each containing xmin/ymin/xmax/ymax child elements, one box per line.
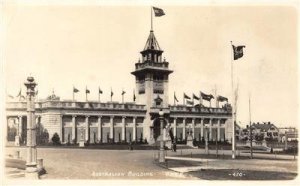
<box><xmin>143</xmin><ymin>30</ymin><xmax>161</xmax><ymax>51</ymax></box>
<box><xmin>252</xmin><ymin>122</ymin><xmax>278</xmax><ymax>131</ymax></box>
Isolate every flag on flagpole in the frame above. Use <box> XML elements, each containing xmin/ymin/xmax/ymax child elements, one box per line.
<box><xmin>153</xmin><ymin>7</ymin><xmax>165</xmax><ymax>17</ymax></box>
<box><xmin>200</xmin><ymin>91</ymin><xmax>214</xmax><ymax>101</ymax></box>
<box><xmin>186</xmin><ymin>100</ymin><xmax>194</xmax><ymax>105</ymax></box>
<box><xmin>73</xmin><ymin>87</ymin><xmax>79</xmax><ymax>93</ymax></box>
<box><xmin>7</xmin><ymin>94</ymin><xmax>14</xmax><ymax>99</ymax></box>
<box><xmin>99</xmin><ymin>87</ymin><xmax>103</xmax><ymax>94</ymax></box>
<box><xmin>193</xmin><ymin>94</ymin><xmax>200</xmax><ymax>100</ymax></box>
<box><xmin>174</xmin><ymin>92</ymin><xmax>179</xmax><ymax>102</ymax></box>
<box><xmin>16</xmin><ymin>88</ymin><xmax>21</xmax><ymax>97</ymax></box>
<box><xmin>217</xmin><ymin>95</ymin><xmax>228</xmax><ymax>102</ymax></box>
<box><xmin>111</xmin><ymin>88</ymin><xmax>114</xmax><ymax>97</ymax></box>
<box><xmin>133</xmin><ymin>89</ymin><xmax>136</xmax><ymax>102</ymax></box>
<box><xmin>86</xmin><ymin>87</ymin><xmax>90</xmax><ymax>94</ymax></box>
<box><xmin>183</xmin><ymin>93</ymin><xmax>191</xmax><ymax>99</ymax></box>
<box><xmin>122</xmin><ymin>90</ymin><xmax>126</xmax><ymax>95</ymax></box>
<box><xmin>232</xmin><ymin>45</ymin><xmax>246</xmax><ymax>60</ymax></box>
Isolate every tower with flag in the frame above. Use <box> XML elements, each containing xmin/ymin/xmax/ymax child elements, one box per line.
<box><xmin>5</xmin><ymin>7</ymin><xmax>234</xmax><ymax>147</ymax></box>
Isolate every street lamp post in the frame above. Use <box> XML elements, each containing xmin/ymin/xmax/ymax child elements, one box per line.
<box><xmin>159</xmin><ymin>110</ymin><xmax>165</xmax><ymax>163</ymax></box>
<box><xmin>24</xmin><ymin>76</ymin><xmax>39</xmax><ymax>179</ymax></box>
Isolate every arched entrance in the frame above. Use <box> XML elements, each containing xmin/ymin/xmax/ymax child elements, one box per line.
<box><xmin>151</xmin><ymin>117</ymin><xmax>169</xmax><ymax>142</ymax></box>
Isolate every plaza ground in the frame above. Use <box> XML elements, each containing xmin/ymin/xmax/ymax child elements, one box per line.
<box><xmin>4</xmin><ymin>146</ymin><xmax>298</xmax><ymax>180</ymax></box>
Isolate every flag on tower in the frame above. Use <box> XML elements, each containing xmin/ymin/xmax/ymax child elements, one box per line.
<box><xmin>232</xmin><ymin>45</ymin><xmax>246</xmax><ymax>60</ymax></box>
<box><xmin>153</xmin><ymin>7</ymin><xmax>165</xmax><ymax>17</ymax></box>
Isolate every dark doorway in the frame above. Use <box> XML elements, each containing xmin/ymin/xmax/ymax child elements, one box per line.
<box><xmin>153</xmin><ymin>119</ymin><xmax>160</xmax><ymax>140</ymax></box>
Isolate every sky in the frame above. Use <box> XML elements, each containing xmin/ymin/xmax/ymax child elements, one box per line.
<box><xmin>2</xmin><ymin>2</ymin><xmax>298</xmax><ymax>128</ymax></box>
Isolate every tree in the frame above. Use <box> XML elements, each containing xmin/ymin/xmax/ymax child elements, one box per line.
<box><xmin>51</xmin><ymin>133</ymin><xmax>61</xmax><ymax>145</ymax></box>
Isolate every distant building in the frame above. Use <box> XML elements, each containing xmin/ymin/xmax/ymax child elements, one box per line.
<box><xmin>278</xmin><ymin>127</ymin><xmax>298</xmax><ymax>142</ymax></box>
<box><xmin>240</xmin><ymin>122</ymin><xmax>280</xmax><ymax>141</ymax></box>
<box><xmin>5</xmin><ymin>29</ymin><xmax>233</xmax><ymax>146</ymax></box>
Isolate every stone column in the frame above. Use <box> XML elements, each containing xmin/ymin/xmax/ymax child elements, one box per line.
<box><xmin>122</xmin><ymin>116</ymin><xmax>126</xmax><ymax>142</ymax></box>
<box><xmin>209</xmin><ymin>118</ymin><xmax>212</xmax><ymax>141</ymax></box>
<box><xmin>85</xmin><ymin>116</ymin><xmax>89</xmax><ymax>142</ymax></box>
<box><xmin>97</xmin><ymin>116</ymin><xmax>102</xmax><ymax>143</ymax></box>
<box><xmin>18</xmin><ymin>116</ymin><xmax>23</xmax><ymax>137</ymax></box>
<box><xmin>200</xmin><ymin>118</ymin><xmax>204</xmax><ymax>140</ymax></box>
<box><xmin>192</xmin><ymin>118</ymin><xmax>195</xmax><ymax>139</ymax></box>
<box><xmin>183</xmin><ymin>118</ymin><xmax>186</xmax><ymax>140</ymax></box>
<box><xmin>110</xmin><ymin>116</ymin><xmax>114</xmax><ymax>141</ymax></box>
<box><xmin>24</xmin><ymin>76</ymin><xmax>38</xmax><ymax>179</ymax></box>
<box><xmin>72</xmin><ymin>115</ymin><xmax>76</xmax><ymax>143</ymax></box>
<box><xmin>173</xmin><ymin>117</ymin><xmax>177</xmax><ymax>139</ymax></box>
<box><xmin>133</xmin><ymin>117</ymin><xmax>136</xmax><ymax>142</ymax></box>
<box><xmin>217</xmin><ymin>119</ymin><xmax>221</xmax><ymax>141</ymax></box>
<box><xmin>59</xmin><ymin>115</ymin><xmax>63</xmax><ymax>143</ymax></box>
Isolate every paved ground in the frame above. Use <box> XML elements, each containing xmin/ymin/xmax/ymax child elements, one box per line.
<box><xmin>4</xmin><ymin>147</ymin><xmax>193</xmax><ymax>179</ymax></box>
<box><xmin>4</xmin><ymin>147</ymin><xmax>298</xmax><ymax>180</ymax></box>
<box><xmin>165</xmin><ymin>148</ymin><xmax>297</xmax><ymax>180</ymax></box>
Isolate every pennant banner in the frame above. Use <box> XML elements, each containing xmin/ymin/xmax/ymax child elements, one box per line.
<box><xmin>184</xmin><ymin>93</ymin><xmax>191</xmax><ymax>99</ymax></box>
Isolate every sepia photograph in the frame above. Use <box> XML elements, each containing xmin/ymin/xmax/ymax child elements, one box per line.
<box><xmin>1</xmin><ymin>0</ymin><xmax>299</xmax><ymax>185</ymax></box>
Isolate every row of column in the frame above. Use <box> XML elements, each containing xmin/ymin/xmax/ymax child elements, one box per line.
<box><xmin>12</xmin><ymin>115</ymin><xmax>41</xmax><ymax>137</ymax></box>
<box><xmin>172</xmin><ymin>118</ymin><xmax>223</xmax><ymax>141</ymax></box>
<box><xmin>70</xmin><ymin>115</ymin><xmax>137</xmax><ymax>142</ymax></box>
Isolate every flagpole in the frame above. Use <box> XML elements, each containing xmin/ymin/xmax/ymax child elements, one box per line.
<box><xmin>151</xmin><ymin>6</ymin><xmax>153</xmax><ymax>31</ymax></box>
<box><xmin>230</xmin><ymin>41</ymin><xmax>236</xmax><ymax>159</ymax></box>
<box><xmin>111</xmin><ymin>88</ymin><xmax>112</xmax><ymax>102</ymax></box>
<box><xmin>122</xmin><ymin>89</ymin><xmax>124</xmax><ymax>104</ymax></box>
<box><xmin>174</xmin><ymin>92</ymin><xmax>175</xmax><ymax>106</ymax></box>
<box><xmin>98</xmin><ymin>88</ymin><xmax>100</xmax><ymax>103</ymax></box>
<box><xmin>249</xmin><ymin>93</ymin><xmax>253</xmax><ymax>159</ymax></box>
<box><xmin>85</xmin><ymin>86</ymin><xmax>87</xmax><ymax>102</ymax></box>
<box><xmin>73</xmin><ymin>86</ymin><xmax>75</xmax><ymax>102</ymax></box>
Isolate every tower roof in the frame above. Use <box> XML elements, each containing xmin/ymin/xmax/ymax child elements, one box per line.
<box><xmin>143</xmin><ymin>30</ymin><xmax>161</xmax><ymax>51</ymax></box>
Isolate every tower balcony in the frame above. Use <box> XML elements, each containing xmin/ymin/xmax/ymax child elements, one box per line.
<box><xmin>132</xmin><ymin>60</ymin><xmax>173</xmax><ymax>76</ymax></box>
<box><xmin>135</xmin><ymin>60</ymin><xmax>169</xmax><ymax>70</ymax></box>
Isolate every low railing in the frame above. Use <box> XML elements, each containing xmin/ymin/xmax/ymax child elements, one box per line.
<box><xmin>6</xmin><ymin>101</ymin><xmax>146</xmax><ymax>111</ymax></box>
<box><xmin>170</xmin><ymin>105</ymin><xmax>231</xmax><ymax>114</ymax></box>
<box><xmin>135</xmin><ymin>61</ymin><xmax>169</xmax><ymax>70</ymax></box>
